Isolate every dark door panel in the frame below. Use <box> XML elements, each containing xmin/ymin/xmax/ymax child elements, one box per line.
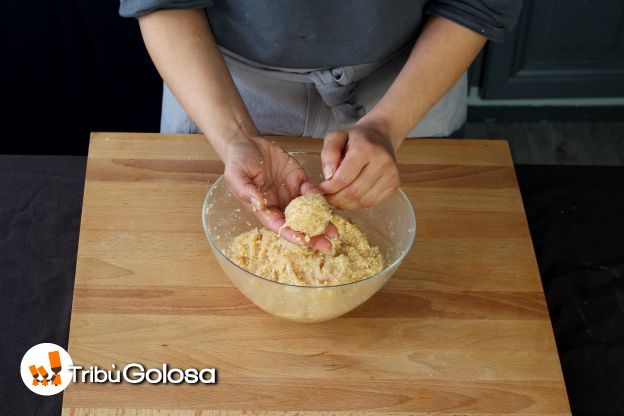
<box><xmin>482</xmin><ymin>0</ymin><xmax>624</xmax><ymax>99</ymax></box>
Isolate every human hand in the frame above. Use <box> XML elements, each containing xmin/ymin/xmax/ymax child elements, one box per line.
<box><xmin>223</xmin><ymin>136</ymin><xmax>337</xmax><ymax>251</ymax></box>
<box><xmin>318</xmin><ymin>123</ymin><xmax>400</xmax><ymax>210</ymax></box>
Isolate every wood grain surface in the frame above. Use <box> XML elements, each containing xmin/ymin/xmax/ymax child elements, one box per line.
<box><xmin>62</xmin><ymin>133</ymin><xmax>570</xmax><ymax>415</ymax></box>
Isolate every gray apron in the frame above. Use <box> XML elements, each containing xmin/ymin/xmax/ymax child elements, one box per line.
<box><xmin>161</xmin><ymin>45</ymin><xmax>467</xmax><ymax>138</ymax></box>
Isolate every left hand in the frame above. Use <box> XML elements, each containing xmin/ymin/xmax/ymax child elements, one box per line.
<box><xmin>223</xmin><ymin>136</ymin><xmax>337</xmax><ymax>252</ymax></box>
<box><xmin>318</xmin><ymin>123</ymin><xmax>400</xmax><ymax>210</ymax></box>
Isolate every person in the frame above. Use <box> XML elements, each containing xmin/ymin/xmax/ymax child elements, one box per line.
<box><xmin>121</xmin><ymin>0</ymin><xmax>522</xmax><ymax>251</ymax></box>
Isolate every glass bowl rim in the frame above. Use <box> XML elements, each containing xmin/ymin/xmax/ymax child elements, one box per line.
<box><xmin>202</xmin><ymin>151</ymin><xmax>416</xmax><ymax>289</ymax></box>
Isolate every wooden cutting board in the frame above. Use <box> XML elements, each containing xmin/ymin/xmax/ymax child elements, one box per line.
<box><xmin>62</xmin><ymin>132</ymin><xmax>570</xmax><ymax>415</ymax></box>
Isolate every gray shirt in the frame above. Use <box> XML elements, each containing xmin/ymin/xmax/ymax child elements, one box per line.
<box><xmin>120</xmin><ymin>0</ymin><xmax>522</xmax><ymax>68</ymax></box>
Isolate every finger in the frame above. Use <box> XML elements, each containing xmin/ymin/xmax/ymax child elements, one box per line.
<box><xmin>325</xmin><ymin>192</ymin><xmax>359</xmax><ymax>211</ymax></box>
<box><xmin>300</xmin><ymin>180</ymin><xmax>322</xmax><ymax>196</ymax></box>
<box><xmin>225</xmin><ymin>167</ymin><xmax>266</xmax><ymax>210</ymax></box>
<box><xmin>252</xmin><ymin>207</ymin><xmax>326</xmax><ymax>251</ymax></box>
<box><xmin>358</xmin><ymin>175</ymin><xmax>385</xmax><ymax>208</ymax></box>
<box><xmin>361</xmin><ymin>174</ymin><xmax>400</xmax><ymax>207</ymax></box>
<box><xmin>308</xmin><ymin>235</ymin><xmax>333</xmax><ymax>252</ymax></box>
<box><xmin>278</xmin><ymin>225</ymin><xmax>332</xmax><ymax>253</ymax></box>
<box><xmin>324</xmin><ymin>222</ymin><xmax>338</xmax><ymax>238</ymax></box>
<box><xmin>321</xmin><ymin>130</ymin><xmax>348</xmax><ymax>180</ymax></box>
<box><xmin>278</xmin><ymin>225</ymin><xmax>307</xmax><ymax>246</ymax></box>
<box><xmin>253</xmin><ymin>206</ymin><xmax>286</xmax><ymax>234</ymax></box>
<box><xmin>374</xmin><ymin>186</ymin><xmax>399</xmax><ymax>206</ymax></box>
<box><xmin>283</xmin><ymin>157</ymin><xmax>310</xmax><ymax>196</ymax></box>
<box><xmin>324</xmin><ymin>164</ymin><xmax>381</xmax><ymax>210</ymax></box>
<box><xmin>318</xmin><ymin>150</ymin><xmax>368</xmax><ymax>195</ymax></box>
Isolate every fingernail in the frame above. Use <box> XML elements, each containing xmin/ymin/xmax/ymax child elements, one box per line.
<box><xmin>323</xmin><ymin>164</ymin><xmax>334</xmax><ymax>180</ymax></box>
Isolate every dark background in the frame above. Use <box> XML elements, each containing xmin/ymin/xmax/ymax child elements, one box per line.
<box><xmin>3</xmin><ymin>0</ymin><xmax>624</xmax><ymax>156</ymax></box>
<box><xmin>3</xmin><ymin>0</ymin><xmax>162</xmax><ymax>155</ymax></box>
<box><xmin>1</xmin><ymin>1</ymin><xmax>623</xmax><ymax>415</ymax></box>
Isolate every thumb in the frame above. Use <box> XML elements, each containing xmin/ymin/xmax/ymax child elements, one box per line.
<box><xmin>224</xmin><ymin>165</ymin><xmax>266</xmax><ymax>210</ymax></box>
<box><xmin>321</xmin><ymin>130</ymin><xmax>348</xmax><ymax>180</ymax></box>
<box><xmin>300</xmin><ymin>180</ymin><xmax>321</xmax><ymax>196</ymax></box>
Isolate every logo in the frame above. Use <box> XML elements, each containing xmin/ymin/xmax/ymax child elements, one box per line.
<box><xmin>20</xmin><ymin>343</ymin><xmax>217</xmax><ymax>393</ymax></box>
<box><xmin>20</xmin><ymin>343</ymin><xmax>73</xmax><ymax>396</ymax></box>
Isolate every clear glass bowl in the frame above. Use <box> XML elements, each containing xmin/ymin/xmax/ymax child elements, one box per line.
<box><xmin>202</xmin><ymin>151</ymin><xmax>416</xmax><ymax>322</ymax></box>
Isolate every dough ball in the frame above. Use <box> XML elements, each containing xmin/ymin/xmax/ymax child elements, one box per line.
<box><xmin>284</xmin><ymin>194</ymin><xmax>332</xmax><ymax>237</ymax></box>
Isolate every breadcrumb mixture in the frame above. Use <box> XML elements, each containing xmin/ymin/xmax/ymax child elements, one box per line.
<box><xmin>228</xmin><ymin>197</ymin><xmax>384</xmax><ymax>286</ymax></box>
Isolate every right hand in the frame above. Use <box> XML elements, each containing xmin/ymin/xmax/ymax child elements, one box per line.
<box><xmin>223</xmin><ymin>136</ymin><xmax>337</xmax><ymax>252</ymax></box>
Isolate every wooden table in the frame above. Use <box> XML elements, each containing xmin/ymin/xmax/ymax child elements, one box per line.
<box><xmin>63</xmin><ymin>133</ymin><xmax>570</xmax><ymax>415</ymax></box>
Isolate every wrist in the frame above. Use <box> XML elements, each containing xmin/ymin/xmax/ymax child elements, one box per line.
<box><xmin>207</xmin><ymin>116</ymin><xmax>259</xmax><ymax>160</ymax></box>
<box><xmin>356</xmin><ymin>114</ymin><xmax>403</xmax><ymax>153</ymax></box>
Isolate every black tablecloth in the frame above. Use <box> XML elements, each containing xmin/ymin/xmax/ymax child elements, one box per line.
<box><xmin>516</xmin><ymin>165</ymin><xmax>624</xmax><ymax>415</ymax></box>
<box><xmin>0</xmin><ymin>156</ymin><xmax>85</xmax><ymax>415</ymax></box>
<box><xmin>0</xmin><ymin>156</ymin><xmax>622</xmax><ymax>415</ymax></box>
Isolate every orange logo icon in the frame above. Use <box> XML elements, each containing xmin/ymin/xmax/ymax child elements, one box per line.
<box><xmin>20</xmin><ymin>343</ymin><xmax>73</xmax><ymax>395</ymax></box>
<box><xmin>28</xmin><ymin>351</ymin><xmax>63</xmax><ymax>387</ymax></box>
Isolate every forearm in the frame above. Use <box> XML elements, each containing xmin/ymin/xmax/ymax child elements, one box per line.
<box><xmin>358</xmin><ymin>16</ymin><xmax>487</xmax><ymax>151</ymax></box>
<box><xmin>138</xmin><ymin>9</ymin><xmax>257</xmax><ymax>159</ymax></box>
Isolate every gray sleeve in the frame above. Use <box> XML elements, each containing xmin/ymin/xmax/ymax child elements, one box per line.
<box><xmin>425</xmin><ymin>0</ymin><xmax>523</xmax><ymax>42</ymax></box>
<box><xmin>119</xmin><ymin>0</ymin><xmax>214</xmax><ymax>18</ymax></box>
